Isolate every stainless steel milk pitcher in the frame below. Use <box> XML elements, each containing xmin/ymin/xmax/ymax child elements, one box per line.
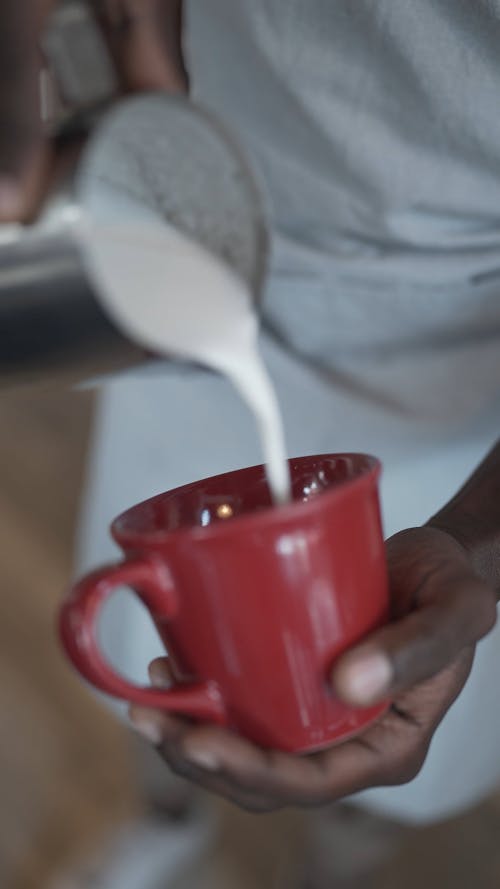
<box><xmin>0</xmin><ymin>0</ymin><xmax>268</xmax><ymax>389</ymax></box>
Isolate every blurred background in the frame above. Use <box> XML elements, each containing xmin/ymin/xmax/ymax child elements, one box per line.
<box><xmin>0</xmin><ymin>389</ymin><xmax>138</xmax><ymax>888</ymax></box>
<box><xmin>1</xmin><ymin>387</ymin><xmax>500</xmax><ymax>889</ymax></box>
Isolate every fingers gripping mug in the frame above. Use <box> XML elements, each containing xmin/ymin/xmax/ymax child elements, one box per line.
<box><xmin>59</xmin><ymin>454</ymin><xmax>390</xmax><ymax>753</ymax></box>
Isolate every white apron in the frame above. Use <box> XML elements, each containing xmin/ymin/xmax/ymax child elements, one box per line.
<box><xmin>78</xmin><ymin>0</ymin><xmax>500</xmax><ymax>824</ymax></box>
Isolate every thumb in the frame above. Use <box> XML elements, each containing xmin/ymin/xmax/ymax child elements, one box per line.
<box><xmin>331</xmin><ymin>566</ymin><xmax>497</xmax><ymax>707</ymax></box>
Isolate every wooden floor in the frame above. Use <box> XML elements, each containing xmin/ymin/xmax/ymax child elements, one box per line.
<box><xmin>1</xmin><ymin>386</ymin><xmax>500</xmax><ymax>889</ymax></box>
<box><xmin>0</xmin><ymin>388</ymin><xmax>138</xmax><ymax>889</ymax></box>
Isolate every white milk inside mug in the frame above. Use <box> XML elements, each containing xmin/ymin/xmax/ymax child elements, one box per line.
<box><xmin>78</xmin><ymin>214</ymin><xmax>292</xmax><ymax>506</ymax></box>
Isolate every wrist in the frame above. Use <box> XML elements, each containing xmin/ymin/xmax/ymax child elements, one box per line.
<box><xmin>428</xmin><ymin>508</ymin><xmax>500</xmax><ymax>600</ymax></box>
<box><xmin>424</xmin><ymin>441</ymin><xmax>500</xmax><ymax>597</ymax></box>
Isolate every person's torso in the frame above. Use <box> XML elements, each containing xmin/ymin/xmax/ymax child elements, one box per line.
<box><xmin>185</xmin><ymin>0</ymin><xmax>500</xmax><ymax>287</ymax></box>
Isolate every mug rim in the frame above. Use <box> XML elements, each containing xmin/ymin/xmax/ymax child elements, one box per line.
<box><xmin>111</xmin><ymin>452</ymin><xmax>381</xmax><ymax>547</ymax></box>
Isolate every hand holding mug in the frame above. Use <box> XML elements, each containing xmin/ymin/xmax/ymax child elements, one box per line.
<box><xmin>130</xmin><ymin>527</ymin><xmax>493</xmax><ymax>812</ymax></box>
<box><xmin>60</xmin><ymin>454</ymin><xmax>390</xmax><ymax>753</ymax></box>
<box><xmin>61</xmin><ymin>453</ymin><xmax>497</xmax><ymax>810</ymax></box>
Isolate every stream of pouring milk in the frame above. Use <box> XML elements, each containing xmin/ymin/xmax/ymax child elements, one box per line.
<box><xmin>79</xmin><ymin>219</ymin><xmax>292</xmax><ymax>505</ymax></box>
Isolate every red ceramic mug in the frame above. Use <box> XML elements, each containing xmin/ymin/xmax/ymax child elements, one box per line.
<box><xmin>59</xmin><ymin>453</ymin><xmax>389</xmax><ymax>753</ymax></box>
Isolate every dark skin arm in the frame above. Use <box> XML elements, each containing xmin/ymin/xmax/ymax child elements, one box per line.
<box><xmin>430</xmin><ymin>440</ymin><xmax>500</xmax><ymax>593</ymax></box>
<box><xmin>130</xmin><ymin>442</ymin><xmax>499</xmax><ymax>812</ymax></box>
<box><xmin>0</xmin><ymin>0</ymin><xmax>187</xmax><ymax>221</ymax></box>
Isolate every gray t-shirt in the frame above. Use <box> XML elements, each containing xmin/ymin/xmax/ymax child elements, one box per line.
<box><xmin>186</xmin><ymin>0</ymin><xmax>500</xmax><ymax>287</ymax></box>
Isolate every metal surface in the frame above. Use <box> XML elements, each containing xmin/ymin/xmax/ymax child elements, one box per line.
<box><xmin>77</xmin><ymin>94</ymin><xmax>269</xmax><ymax>298</ymax></box>
<box><xmin>0</xmin><ymin>230</ymin><xmax>144</xmax><ymax>389</ymax></box>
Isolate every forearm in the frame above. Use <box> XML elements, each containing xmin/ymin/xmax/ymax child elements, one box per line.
<box><xmin>428</xmin><ymin>439</ymin><xmax>500</xmax><ymax>598</ymax></box>
<box><xmin>162</xmin><ymin>0</ymin><xmax>188</xmax><ymax>91</ymax></box>
<box><xmin>92</xmin><ymin>0</ymin><xmax>188</xmax><ymax>93</ymax></box>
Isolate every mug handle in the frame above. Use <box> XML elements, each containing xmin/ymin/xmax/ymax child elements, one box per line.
<box><xmin>59</xmin><ymin>554</ymin><xmax>227</xmax><ymax>723</ymax></box>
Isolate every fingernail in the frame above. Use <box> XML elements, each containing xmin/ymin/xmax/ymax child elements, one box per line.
<box><xmin>339</xmin><ymin>653</ymin><xmax>392</xmax><ymax>706</ymax></box>
<box><xmin>150</xmin><ymin>662</ymin><xmax>172</xmax><ymax>689</ymax></box>
<box><xmin>0</xmin><ymin>179</ymin><xmax>21</xmax><ymax>219</ymax></box>
<box><xmin>184</xmin><ymin>747</ymin><xmax>220</xmax><ymax>772</ymax></box>
<box><xmin>129</xmin><ymin>709</ymin><xmax>164</xmax><ymax>745</ymax></box>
